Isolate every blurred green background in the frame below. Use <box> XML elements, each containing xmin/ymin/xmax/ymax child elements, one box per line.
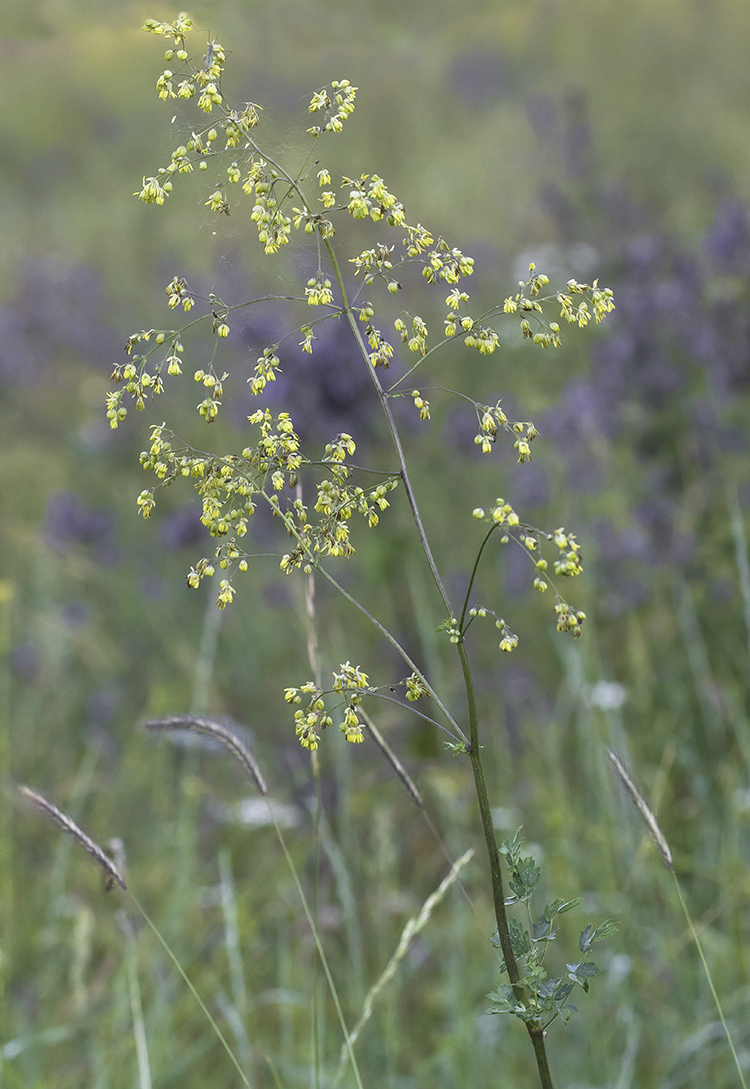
<box><xmin>4</xmin><ymin>0</ymin><xmax>750</xmax><ymax>1086</ymax></box>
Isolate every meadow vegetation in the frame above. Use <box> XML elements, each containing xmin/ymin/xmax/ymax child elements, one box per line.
<box><xmin>3</xmin><ymin>2</ymin><xmax>750</xmax><ymax>1087</ymax></box>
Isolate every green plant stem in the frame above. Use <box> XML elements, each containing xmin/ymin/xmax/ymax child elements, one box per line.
<box><xmin>269</xmin><ymin>811</ymin><xmax>365</xmax><ymax>1089</ymax></box>
<box><xmin>321</xmin><ymin>191</ymin><xmax>556</xmax><ymax>1087</ymax></box>
<box><xmin>457</xmin><ymin>639</ymin><xmax>555</xmax><ymax>1089</ymax></box>
<box><xmin>127</xmin><ymin>892</ymin><xmax>252</xmax><ymax>1089</ymax></box>
<box><xmin>459</xmin><ymin>525</ymin><xmax>497</xmax><ymax>629</ymax></box>
<box><xmin>118</xmin><ymin>911</ymin><xmax>153</xmax><ymax>1089</ymax></box>
<box><xmin>246</xmin><ymin>135</ymin><xmax>554</xmax><ymax>1087</ymax></box>
<box><xmin>672</xmin><ymin>874</ymin><xmax>748</xmax><ymax>1089</ymax></box>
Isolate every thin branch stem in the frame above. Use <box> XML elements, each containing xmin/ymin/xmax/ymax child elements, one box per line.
<box><xmin>127</xmin><ymin>892</ymin><xmax>251</xmax><ymax>1088</ymax></box>
<box><xmin>459</xmin><ymin>525</ymin><xmax>497</xmax><ymax>631</ymax></box>
<box><xmin>456</xmin><ymin>641</ymin><xmax>556</xmax><ymax>1089</ymax></box>
<box><xmin>318</xmin><ymin>566</ymin><xmax>467</xmax><ymax>745</ymax></box>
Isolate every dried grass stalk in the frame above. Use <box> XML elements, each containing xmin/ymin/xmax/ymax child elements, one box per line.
<box><xmin>143</xmin><ymin>715</ymin><xmax>267</xmax><ymax>796</ymax></box>
<box><xmin>608</xmin><ymin>750</ymin><xmax>674</xmax><ymax>871</ymax></box>
<box><xmin>335</xmin><ymin>848</ymin><xmax>474</xmax><ymax>1082</ymax></box>
<box><xmin>19</xmin><ymin>784</ymin><xmax>127</xmax><ymax>890</ymax></box>
<box><xmin>362</xmin><ymin>712</ymin><xmax>422</xmax><ymax>808</ymax></box>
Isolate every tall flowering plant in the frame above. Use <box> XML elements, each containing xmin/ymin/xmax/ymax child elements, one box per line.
<box><xmin>109</xmin><ymin>13</ymin><xmax>617</xmax><ymax>1087</ymax></box>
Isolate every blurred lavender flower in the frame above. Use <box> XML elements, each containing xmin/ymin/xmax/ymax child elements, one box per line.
<box><xmin>588</xmin><ymin>519</ymin><xmax>653</xmax><ymax>616</ymax></box>
<box><xmin>704</xmin><ymin>199</ymin><xmax>750</xmax><ymax>274</ymax></box>
<box><xmin>508</xmin><ymin>460</ymin><xmax>551</xmax><ymax>509</ymax></box>
<box><xmin>87</xmin><ymin>689</ymin><xmax>119</xmax><ymax>727</ymax></box>
<box><xmin>140</xmin><ymin>574</ymin><xmax>167</xmax><ymax>601</ymax></box>
<box><xmin>61</xmin><ymin>601</ymin><xmax>89</xmax><ymax>629</ymax></box>
<box><xmin>450</xmin><ymin>49</ymin><xmax>511</xmax><ymax>107</ymax></box>
<box><xmin>0</xmin><ymin>260</ymin><xmax>119</xmax><ymax>387</ymax></box>
<box><xmin>523</xmin><ymin>124</ymin><xmax>750</xmax><ymax>615</ymax></box>
<box><xmin>158</xmin><ymin>503</ymin><xmax>208</xmax><ymax>552</ymax></box>
<box><xmin>525</xmin><ymin>95</ymin><xmax>558</xmax><ymax>144</ymax></box>
<box><xmin>563</xmin><ymin>451</ymin><xmax>606</xmax><ymax>495</ymax></box>
<box><xmin>45</xmin><ymin>492</ymin><xmax>117</xmax><ymax>566</ymax></box>
<box><xmin>561</xmin><ymin>90</ymin><xmax>593</xmax><ymax>183</ymax></box>
<box><xmin>9</xmin><ymin>642</ymin><xmax>40</xmax><ymax>682</ymax></box>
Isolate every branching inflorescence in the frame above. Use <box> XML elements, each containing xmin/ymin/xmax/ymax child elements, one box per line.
<box><xmin>111</xmin><ymin>11</ymin><xmax>612</xmax><ymax>653</ymax></box>
<box><xmin>106</xmin><ymin>15</ymin><xmax>618</xmax><ymax>1085</ymax></box>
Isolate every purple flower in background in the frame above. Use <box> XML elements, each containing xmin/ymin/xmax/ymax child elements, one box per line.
<box><xmin>158</xmin><ymin>503</ymin><xmax>208</xmax><ymax>551</ymax></box>
<box><xmin>450</xmin><ymin>49</ymin><xmax>511</xmax><ymax>107</ymax></box>
<box><xmin>0</xmin><ymin>260</ymin><xmax>119</xmax><ymax>387</ymax></box>
<box><xmin>561</xmin><ymin>90</ymin><xmax>593</xmax><ymax>183</ymax></box>
<box><xmin>519</xmin><ymin>123</ymin><xmax>750</xmax><ymax>609</ymax></box>
<box><xmin>525</xmin><ymin>95</ymin><xmax>558</xmax><ymax>143</ymax></box>
<box><xmin>140</xmin><ymin>573</ymin><xmax>167</xmax><ymax>601</ymax></box>
<box><xmin>87</xmin><ymin>689</ymin><xmax>119</xmax><ymax>727</ymax></box>
<box><xmin>10</xmin><ymin>642</ymin><xmax>40</xmax><ymax>682</ymax></box>
<box><xmin>508</xmin><ymin>461</ymin><xmax>551</xmax><ymax>509</ymax></box>
<box><xmin>61</xmin><ymin>600</ymin><xmax>90</xmax><ymax>629</ymax></box>
<box><xmin>45</xmin><ymin>492</ymin><xmax>119</xmax><ymax>565</ymax></box>
<box><xmin>589</xmin><ymin>520</ymin><xmax>651</xmax><ymax>616</ymax></box>
<box><xmin>704</xmin><ymin>200</ymin><xmax>750</xmax><ymax>274</ymax></box>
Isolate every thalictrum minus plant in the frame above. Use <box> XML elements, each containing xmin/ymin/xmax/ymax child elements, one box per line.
<box><xmin>113</xmin><ymin>14</ymin><xmax>617</xmax><ymax>1088</ymax></box>
<box><xmin>46</xmin><ymin>12</ymin><xmax>621</xmax><ymax>1089</ymax></box>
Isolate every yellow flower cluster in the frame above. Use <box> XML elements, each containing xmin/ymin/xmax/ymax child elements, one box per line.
<box><xmin>467</xmin><ymin>503</ymin><xmax>588</xmax><ymax>648</ymax></box>
<box><xmin>558</xmin><ymin>278</ymin><xmax>615</xmax><ymax>325</ymax></box>
<box><xmin>403</xmin><ymin>223</ymin><xmax>435</xmax><ymax>256</ymax></box>
<box><xmin>364</xmin><ymin>325</ymin><xmax>394</xmax><ymax>369</ymax></box>
<box><xmin>284</xmin><ymin>662</ymin><xmax>371</xmax><ymax>750</ymax></box>
<box><xmin>193</xmin><ymin>365</ymin><xmax>226</xmax><ymax>422</ymax></box>
<box><xmin>250</xmin><ymin>180</ymin><xmax>292</xmax><ymax>253</ymax></box>
<box><xmin>421</xmin><ymin>241</ymin><xmax>474</xmax><ymax>285</ymax></box>
<box><xmin>350</xmin><ymin>243</ymin><xmax>396</xmax><ymax>275</ymax></box>
<box><xmin>165</xmin><ymin>276</ymin><xmax>195</xmax><ymax>312</ymax></box>
<box><xmin>135</xmin><ymin>176</ymin><xmax>169</xmax><ymax>205</ymax></box>
<box><xmin>470</xmin><ymin>403</ymin><xmax>537</xmax><ymax>461</ymax></box>
<box><xmin>343</xmin><ymin>174</ymin><xmax>406</xmax><ymax>225</ymax></box>
<box><xmin>124</xmin><ymin>23</ymin><xmax>619</xmax><ymax>653</ymax></box>
<box><xmin>465</xmin><ymin>326</ymin><xmax>500</xmax><ymax>355</ymax></box>
<box><xmin>405</xmin><ymin>673</ymin><xmax>429</xmax><ymax>701</ymax></box>
<box><xmin>552</xmin><ymin>529</ymin><xmax>583</xmax><ymax>577</ymax></box>
<box><xmin>501</xmin><ymin>265</ymin><xmax>615</xmax><ymax>349</ymax></box>
<box><xmin>305</xmin><ymin>276</ymin><xmax>334</xmax><ymax>307</ymax></box>
<box><xmin>411</xmin><ymin>390</ymin><xmax>430</xmax><ymax>420</ymax></box>
<box><xmin>555</xmin><ymin>602</ymin><xmax>586</xmax><ymax>637</ymax></box>
<box><xmin>495</xmin><ymin>617</ymin><xmax>519</xmax><ymax>653</ymax></box>
<box><xmin>307</xmin><ymin>79</ymin><xmax>357</xmax><ymax>136</ymax></box>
